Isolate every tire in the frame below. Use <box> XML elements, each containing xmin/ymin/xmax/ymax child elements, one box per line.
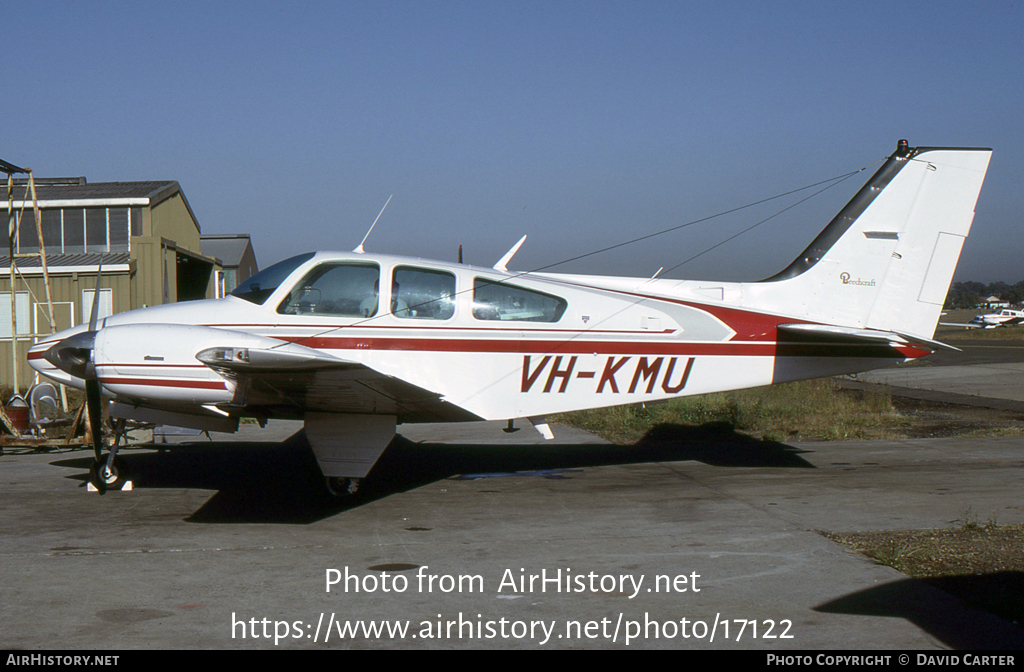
<box><xmin>89</xmin><ymin>456</ymin><xmax>128</xmax><ymax>491</ymax></box>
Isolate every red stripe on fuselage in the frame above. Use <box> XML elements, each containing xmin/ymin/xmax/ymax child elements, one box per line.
<box><xmin>283</xmin><ymin>336</ymin><xmax>775</xmax><ymax>356</ymax></box>
<box><xmin>97</xmin><ymin>363</ymin><xmax>207</xmax><ymax>369</ymax></box>
<box><xmin>101</xmin><ymin>377</ymin><xmax>228</xmax><ymax>390</ymax></box>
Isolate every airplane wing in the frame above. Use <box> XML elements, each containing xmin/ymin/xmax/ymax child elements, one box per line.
<box><xmin>197</xmin><ymin>343</ymin><xmax>480</xmax><ymax>423</ymax></box>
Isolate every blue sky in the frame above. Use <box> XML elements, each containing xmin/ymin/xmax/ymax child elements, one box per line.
<box><xmin>4</xmin><ymin>1</ymin><xmax>1022</xmax><ymax>282</ymax></box>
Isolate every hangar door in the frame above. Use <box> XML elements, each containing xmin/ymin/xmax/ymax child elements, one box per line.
<box><xmin>176</xmin><ymin>251</ymin><xmax>213</xmax><ymax>302</ymax></box>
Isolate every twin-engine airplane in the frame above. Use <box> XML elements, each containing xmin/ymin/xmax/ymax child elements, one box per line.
<box><xmin>30</xmin><ymin>141</ymin><xmax>991</xmax><ymax>493</ymax></box>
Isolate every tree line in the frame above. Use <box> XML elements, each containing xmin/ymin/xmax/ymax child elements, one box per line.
<box><xmin>945</xmin><ymin>280</ymin><xmax>1024</xmax><ymax>309</ymax></box>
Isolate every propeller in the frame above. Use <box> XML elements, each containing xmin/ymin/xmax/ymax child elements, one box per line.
<box><xmin>42</xmin><ymin>263</ymin><xmax>107</xmax><ymax>490</ymax></box>
<box><xmin>84</xmin><ymin>267</ymin><xmax>105</xmax><ymax>465</ymax></box>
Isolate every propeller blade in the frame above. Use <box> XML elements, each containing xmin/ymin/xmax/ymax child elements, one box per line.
<box><xmin>85</xmin><ymin>379</ymin><xmax>105</xmax><ymax>488</ymax></box>
<box><xmin>83</xmin><ymin>262</ymin><xmax>106</xmax><ymax>490</ymax></box>
<box><xmin>88</xmin><ymin>260</ymin><xmax>103</xmax><ymax>331</ymax></box>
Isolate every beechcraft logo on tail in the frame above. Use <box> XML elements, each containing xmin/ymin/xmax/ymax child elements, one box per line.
<box><xmin>840</xmin><ymin>272</ymin><xmax>876</xmax><ymax>287</ymax></box>
<box><xmin>521</xmin><ymin>355</ymin><xmax>695</xmax><ymax>394</ymax></box>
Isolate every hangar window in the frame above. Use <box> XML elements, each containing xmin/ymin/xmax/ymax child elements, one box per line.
<box><xmin>62</xmin><ymin>209</ymin><xmax>85</xmax><ymax>253</ymax></box>
<box><xmin>278</xmin><ymin>262</ymin><xmax>381</xmax><ymax>317</ymax></box>
<box><xmin>14</xmin><ymin>206</ymin><xmax>137</xmax><ymax>255</ymax></box>
<box><xmin>85</xmin><ymin>208</ymin><xmax>107</xmax><ymax>253</ymax></box>
<box><xmin>108</xmin><ymin>208</ymin><xmax>129</xmax><ymax>251</ymax></box>
<box><xmin>391</xmin><ymin>267</ymin><xmax>455</xmax><ymax>320</ymax></box>
<box><xmin>472</xmin><ymin>278</ymin><xmax>567</xmax><ymax>322</ymax></box>
<box><xmin>15</xmin><ymin>209</ymin><xmax>62</xmax><ymax>253</ymax></box>
<box><xmin>0</xmin><ymin>292</ymin><xmax>31</xmax><ymax>338</ymax></box>
<box><xmin>231</xmin><ymin>252</ymin><xmax>315</xmax><ymax>304</ymax></box>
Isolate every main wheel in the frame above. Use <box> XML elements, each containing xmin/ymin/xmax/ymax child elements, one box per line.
<box><xmin>324</xmin><ymin>476</ymin><xmax>361</xmax><ymax>497</ymax></box>
<box><xmin>324</xmin><ymin>476</ymin><xmax>351</xmax><ymax>497</ymax></box>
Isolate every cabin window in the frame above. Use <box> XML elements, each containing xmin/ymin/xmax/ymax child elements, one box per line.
<box><xmin>391</xmin><ymin>267</ymin><xmax>455</xmax><ymax>320</ymax></box>
<box><xmin>230</xmin><ymin>252</ymin><xmax>315</xmax><ymax>305</ymax></box>
<box><xmin>278</xmin><ymin>262</ymin><xmax>380</xmax><ymax>317</ymax></box>
<box><xmin>472</xmin><ymin>278</ymin><xmax>567</xmax><ymax>322</ymax></box>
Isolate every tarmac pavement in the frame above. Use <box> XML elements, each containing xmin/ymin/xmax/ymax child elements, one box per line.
<box><xmin>846</xmin><ymin>340</ymin><xmax>1024</xmax><ymax>414</ymax></box>
<box><xmin>2</xmin><ymin>416</ymin><xmax>1023</xmax><ymax>650</ymax></box>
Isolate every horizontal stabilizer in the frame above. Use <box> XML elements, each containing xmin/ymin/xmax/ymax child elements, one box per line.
<box><xmin>777</xmin><ymin>323</ymin><xmax>959</xmax><ymax>352</ymax></box>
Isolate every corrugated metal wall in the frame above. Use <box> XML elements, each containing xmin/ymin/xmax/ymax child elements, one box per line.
<box><xmin>0</xmin><ymin>271</ymin><xmax>132</xmax><ymax>390</ymax></box>
<box><xmin>2</xmin><ymin>191</ymin><xmax>223</xmax><ymax>391</ymax></box>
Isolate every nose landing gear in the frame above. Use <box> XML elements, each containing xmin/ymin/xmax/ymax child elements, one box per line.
<box><xmin>87</xmin><ymin>418</ymin><xmax>132</xmax><ymax>493</ymax></box>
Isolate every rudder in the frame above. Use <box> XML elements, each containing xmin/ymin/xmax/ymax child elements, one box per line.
<box><xmin>754</xmin><ymin>142</ymin><xmax>991</xmax><ymax>338</ymax></box>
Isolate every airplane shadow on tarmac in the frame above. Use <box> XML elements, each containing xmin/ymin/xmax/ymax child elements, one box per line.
<box><xmin>815</xmin><ymin>573</ymin><xmax>1024</xmax><ymax>649</ymax></box>
<box><xmin>51</xmin><ymin>421</ymin><xmax>813</xmax><ymax>525</ymax></box>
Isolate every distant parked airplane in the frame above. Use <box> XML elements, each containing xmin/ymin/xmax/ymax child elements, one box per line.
<box><xmin>942</xmin><ymin>308</ymin><xmax>1024</xmax><ymax>329</ymax></box>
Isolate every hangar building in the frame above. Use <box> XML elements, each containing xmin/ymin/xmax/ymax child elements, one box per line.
<box><xmin>1</xmin><ymin>177</ymin><xmax>232</xmax><ymax>390</ymax></box>
<box><xmin>200</xmin><ymin>233</ymin><xmax>258</xmax><ymax>296</ymax></box>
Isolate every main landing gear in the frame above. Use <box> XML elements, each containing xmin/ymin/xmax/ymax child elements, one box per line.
<box><xmin>325</xmin><ymin>476</ymin><xmax>362</xmax><ymax>497</ymax></box>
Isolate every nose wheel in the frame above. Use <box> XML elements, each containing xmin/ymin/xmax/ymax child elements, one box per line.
<box><xmin>87</xmin><ymin>418</ymin><xmax>131</xmax><ymax>493</ymax></box>
<box><xmin>89</xmin><ymin>455</ymin><xmax>129</xmax><ymax>492</ymax></box>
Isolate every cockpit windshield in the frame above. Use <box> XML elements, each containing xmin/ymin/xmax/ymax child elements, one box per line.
<box><xmin>229</xmin><ymin>252</ymin><xmax>315</xmax><ymax>305</ymax></box>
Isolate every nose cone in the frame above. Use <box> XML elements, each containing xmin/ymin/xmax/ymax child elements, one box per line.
<box><xmin>43</xmin><ymin>330</ymin><xmax>97</xmax><ymax>379</ymax></box>
<box><xmin>28</xmin><ymin>324</ymin><xmax>92</xmax><ymax>386</ymax></box>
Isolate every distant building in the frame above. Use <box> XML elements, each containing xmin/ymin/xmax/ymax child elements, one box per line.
<box><xmin>200</xmin><ymin>233</ymin><xmax>258</xmax><ymax>297</ymax></box>
<box><xmin>984</xmin><ymin>295</ymin><xmax>1010</xmax><ymax>309</ymax></box>
<box><xmin>1</xmin><ymin>177</ymin><xmax>223</xmax><ymax>388</ymax></box>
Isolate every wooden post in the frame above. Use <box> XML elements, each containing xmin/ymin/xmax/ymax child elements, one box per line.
<box><xmin>7</xmin><ymin>173</ymin><xmax>17</xmax><ymax>394</ymax></box>
<box><xmin>28</xmin><ymin>173</ymin><xmax>56</xmax><ymax>336</ymax></box>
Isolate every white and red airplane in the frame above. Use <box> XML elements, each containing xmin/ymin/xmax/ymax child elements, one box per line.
<box><xmin>941</xmin><ymin>308</ymin><xmax>1024</xmax><ymax>329</ymax></box>
<box><xmin>962</xmin><ymin>308</ymin><xmax>1024</xmax><ymax>329</ymax></box>
<box><xmin>29</xmin><ymin>141</ymin><xmax>991</xmax><ymax>493</ymax></box>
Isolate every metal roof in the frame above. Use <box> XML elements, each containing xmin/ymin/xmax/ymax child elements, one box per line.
<box><xmin>200</xmin><ymin>234</ymin><xmax>251</xmax><ymax>268</ymax></box>
<box><xmin>1</xmin><ymin>179</ymin><xmax>179</xmax><ymax>204</ymax></box>
<box><xmin>0</xmin><ymin>252</ymin><xmax>131</xmax><ymax>268</ymax></box>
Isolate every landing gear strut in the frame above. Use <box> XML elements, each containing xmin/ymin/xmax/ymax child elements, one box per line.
<box><xmin>88</xmin><ymin>418</ymin><xmax>130</xmax><ymax>493</ymax></box>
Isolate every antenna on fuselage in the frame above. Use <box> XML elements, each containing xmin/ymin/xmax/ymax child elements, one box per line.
<box><xmin>354</xmin><ymin>194</ymin><xmax>392</xmax><ymax>254</ymax></box>
<box><xmin>493</xmin><ymin>235</ymin><xmax>527</xmax><ymax>272</ymax></box>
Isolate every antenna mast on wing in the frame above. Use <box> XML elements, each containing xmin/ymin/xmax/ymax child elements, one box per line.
<box><xmin>354</xmin><ymin>194</ymin><xmax>392</xmax><ymax>254</ymax></box>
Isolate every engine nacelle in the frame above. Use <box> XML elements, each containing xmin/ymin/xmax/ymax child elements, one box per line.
<box><xmin>92</xmin><ymin>324</ymin><xmax>286</xmax><ymax>404</ymax></box>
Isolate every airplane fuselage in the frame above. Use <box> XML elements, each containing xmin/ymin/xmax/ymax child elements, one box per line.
<box><xmin>28</xmin><ymin>250</ymin><xmax>929</xmax><ymax>425</ymax></box>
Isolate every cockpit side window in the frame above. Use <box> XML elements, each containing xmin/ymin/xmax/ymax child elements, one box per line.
<box><xmin>230</xmin><ymin>253</ymin><xmax>315</xmax><ymax>305</ymax></box>
<box><xmin>472</xmin><ymin>278</ymin><xmax>567</xmax><ymax>322</ymax></box>
<box><xmin>391</xmin><ymin>267</ymin><xmax>456</xmax><ymax>320</ymax></box>
<box><xmin>277</xmin><ymin>262</ymin><xmax>381</xmax><ymax>317</ymax></box>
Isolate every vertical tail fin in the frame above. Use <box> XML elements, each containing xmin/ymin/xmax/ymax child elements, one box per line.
<box><xmin>756</xmin><ymin>142</ymin><xmax>991</xmax><ymax>338</ymax></box>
